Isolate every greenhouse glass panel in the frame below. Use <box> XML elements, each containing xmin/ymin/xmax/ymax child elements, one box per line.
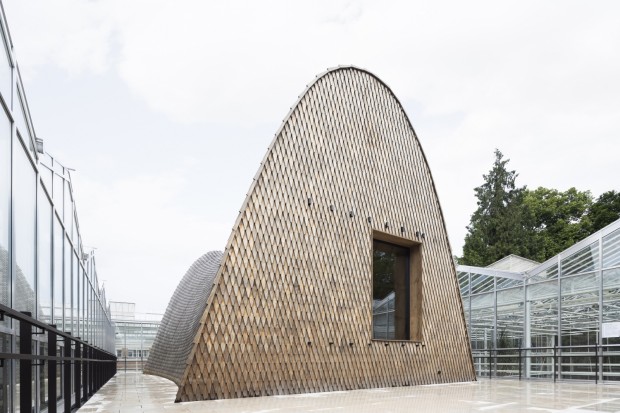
<box><xmin>470</xmin><ymin>292</ymin><xmax>494</xmax><ymax>350</ymax></box>
<box><xmin>527</xmin><ymin>280</ymin><xmax>558</xmax><ymax>347</ymax></box>
<box><xmin>528</xmin><ymin>263</ymin><xmax>559</xmax><ymax>283</ymax></box>
<box><xmin>496</xmin><ymin>287</ymin><xmax>524</xmax><ymax>347</ymax></box>
<box><xmin>471</xmin><ymin>273</ymin><xmax>494</xmax><ymax>294</ymax></box>
<box><xmin>560</xmin><ymin>273</ymin><xmax>599</xmax><ymax>380</ymax></box>
<box><xmin>603</xmin><ymin>229</ymin><xmax>620</xmax><ymax>269</ymax></box>
<box><xmin>0</xmin><ymin>107</ymin><xmax>10</xmax><ymax>314</ymax></box>
<box><xmin>602</xmin><ymin>268</ymin><xmax>620</xmax><ymax>381</ymax></box>
<box><xmin>13</xmin><ymin>141</ymin><xmax>36</xmax><ymax>315</ymax></box>
<box><xmin>526</xmin><ymin>279</ymin><xmax>558</xmax><ymax>378</ymax></box>
<box><xmin>496</xmin><ymin>277</ymin><xmax>523</xmax><ymax>290</ymax></box>
<box><xmin>53</xmin><ymin>217</ymin><xmax>63</xmax><ymax>329</ymax></box>
<box><xmin>458</xmin><ymin>271</ymin><xmax>470</xmax><ymax>296</ymax></box>
<box><xmin>561</xmin><ymin>242</ymin><xmax>599</xmax><ymax>277</ymax></box>
<box><xmin>38</xmin><ymin>189</ymin><xmax>53</xmax><ymax>322</ymax></box>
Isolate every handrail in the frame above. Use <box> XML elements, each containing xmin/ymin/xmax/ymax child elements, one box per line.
<box><xmin>0</xmin><ymin>303</ymin><xmax>115</xmax><ymax>355</ymax></box>
<box><xmin>0</xmin><ymin>303</ymin><xmax>117</xmax><ymax>413</ymax></box>
<box><xmin>472</xmin><ymin>342</ymin><xmax>620</xmax><ymax>383</ymax></box>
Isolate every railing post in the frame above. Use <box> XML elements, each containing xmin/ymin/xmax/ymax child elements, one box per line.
<box><xmin>488</xmin><ymin>349</ymin><xmax>492</xmax><ymax>378</ymax></box>
<box><xmin>64</xmin><ymin>334</ymin><xmax>72</xmax><ymax>413</ymax></box>
<box><xmin>74</xmin><ymin>339</ymin><xmax>81</xmax><ymax>409</ymax></box>
<box><xmin>518</xmin><ymin>347</ymin><xmax>522</xmax><ymax>380</ymax></box>
<box><xmin>553</xmin><ymin>338</ymin><xmax>558</xmax><ymax>383</ymax></box>
<box><xmin>86</xmin><ymin>345</ymin><xmax>92</xmax><ymax>397</ymax></box>
<box><xmin>19</xmin><ymin>312</ymin><xmax>33</xmax><ymax>413</ymax></box>
<box><xmin>83</xmin><ymin>341</ymin><xmax>88</xmax><ymax>401</ymax></box>
<box><xmin>595</xmin><ymin>342</ymin><xmax>598</xmax><ymax>384</ymax></box>
<box><xmin>94</xmin><ymin>349</ymin><xmax>100</xmax><ymax>391</ymax></box>
<box><xmin>48</xmin><ymin>325</ymin><xmax>57</xmax><ymax>413</ymax></box>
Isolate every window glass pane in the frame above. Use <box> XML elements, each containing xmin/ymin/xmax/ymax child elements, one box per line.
<box><xmin>53</xmin><ymin>217</ymin><xmax>63</xmax><ymax>329</ymax></box>
<box><xmin>560</xmin><ymin>273</ymin><xmax>599</xmax><ymax>380</ymax></box>
<box><xmin>0</xmin><ymin>107</ymin><xmax>10</xmax><ymax>312</ymax></box>
<box><xmin>471</xmin><ymin>273</ymin><xmax>494</xmax><ymax>294</ymax></box>
<box><xmin>15</xmin><ymin>90</ymin><xmax>32</xmax><ymax>150</ymax></box>
<box><xmin>0</xmin><ymin>31</ymin><xmax>11</xmax><ymax>105</ymax></box>
<box><xmin>64</xmin><ymin>181</ymin><xmax>72</xmax><ymax>237</ymax></box>
<box><xmin>470</xmin><ymin>292</ymin><xmax>494</xmax><ymax>350</ymax></box>
<box><xmin>496</xmin><ymin>287</ymin><xmax>523</xmax><ymax>349</ymax></box>
<box><xmin>73</xmin><ymin>252</ymin><xmax>78</xmax><ymax>337</ymax></box>
<box><xmin>81</xmin><ymin>269</ymin><xmax>86</xmax><ymax>340</ymax></box>
<box><xmin>372</xmin><ymin>240</ymin><xmax>410</xmax><ymax>340</ymax></box>
<box><xmin>496</xmin><ymin>276</ymin><xmax>523</xmax><ymax>290</ymax></box>
<box><xmin>526</xmin><ymin>279</ymin><xmax>558</xmax><ymax>379</ymax></box>
<box><xmin>603</xmin><ymin>268</ymin><xmax>620</xmax><ymax>380</ymax></box>
<box><xmin>38</xmin><ymin>188</ymin><xmax>52</xmax><ymax>323</ymax></box>
<box><xmin>603</xmin><ymin>229</ymin><xmax>620</xmax><ymax>269</ymax></box>
<box><xmin>13</xmin><ymin>141</ymin><xmax>36</xmax><ymax>315</ymax></box>
<box><xmin>561</xmin><ymin>242</ymin><xmax>599</xmax><ymax>277</ymax></box>
<box><xmin>40</xmin><ymin>164</ymin><xmax>53</xmax><ymax>195</ymax></box>
<box><xmin>561</xmin><ymin>273</ymin><xmax>599</xmax><ymax>346</ymax></box>
<box><xmin>53</xmin><ymin>174</ymin><xmax>63</xmax><ymax>219</ymax></box>
<box><xmin>527</xmin><ymin>280</ymin><xmax>558</xmax><ymax>347</ymax></box>
<box><xmin>458</xmin><ymin>271</ymin><xmax>470</xmax><ymax>297</ymax></box>
<box><xmin>64</xmin><ymin>235</ymin><xmax>72</xmax><ymax>333</ymax></box>
<box><xmin>528</xmin><ymin>263</ymin><xmax>558</xmax><ymax>283</ymax></box>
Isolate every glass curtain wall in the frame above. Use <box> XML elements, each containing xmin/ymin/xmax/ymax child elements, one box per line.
<box><xmin>114</xmin><ymin>320</ymin><xmax>161</xmax><ymax>372</ymax></box>
<box><xmin>0</xmin><ymin>6</ymin><xmax>116</xmax><ymax>412</ymax></box>
<box><xmin>459</xmin><ymin>220</ymin><xmax>620</xmax><ymax>381</ymax></box>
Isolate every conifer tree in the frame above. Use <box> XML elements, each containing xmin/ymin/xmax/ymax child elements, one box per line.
<box><xmin>461</xmin><ymin>150</ymin><xmax>528</xmax><ymax>266</ymax></box>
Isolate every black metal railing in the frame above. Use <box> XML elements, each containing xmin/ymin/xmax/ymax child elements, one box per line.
<box><xmin>0</xmin><ymin>303</ymin><xmax>117</xmax><ymax>413</ymax></box>
<box><xmin>472</xmin><ymin>343</ymin><xmax>620</xmax><ymax>383</ymax></box>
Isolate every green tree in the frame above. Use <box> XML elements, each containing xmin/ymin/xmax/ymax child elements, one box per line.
<box><xmin>522</xmin><ymin>187</ymin><xmax>593</xmax><ymax>261</ymax></box>
<box><xmin>461</xmin><ymin>150</ymin><xmax>529</xmax><ymax>266</ymax></box>
<box><xmin>587</xmin><ymin>190</ymin><xmax>620</xmax><ymax>232</ymax></box>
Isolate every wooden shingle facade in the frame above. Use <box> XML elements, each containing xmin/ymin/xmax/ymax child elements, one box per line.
<box><xmin>177</xmin><ymin>66</ymin><xmax>475</xmax><ymax>401</ymax></box>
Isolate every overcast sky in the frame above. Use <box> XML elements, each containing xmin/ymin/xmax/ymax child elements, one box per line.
<box><xmin>4</xmin><ymin>0</ymin><xmax>619</xmax><ymax>315</ymax></box>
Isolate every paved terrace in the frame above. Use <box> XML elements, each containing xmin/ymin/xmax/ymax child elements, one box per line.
<box><xmin>78</xmin><ymin>372</ymin><xmax>620</xmax><ymax>413</ymax></box>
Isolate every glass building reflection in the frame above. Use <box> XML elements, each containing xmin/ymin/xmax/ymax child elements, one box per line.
<box><xmin>0</xmin><ymin>4</ymin><xmax>115</xmax><ymax>411</ymax></box>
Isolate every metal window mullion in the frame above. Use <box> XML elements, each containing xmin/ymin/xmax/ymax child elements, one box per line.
<box><xmin>598</xmin><ymin>234</ymin><xmax>603</xmax><ymax>381</ymax></box>
<box><xmin>557</xmin><ymin>254</ymin><xmax>562</xmax><ymax>380</ymax></box>
<box><xmin>493</xmin><ymin>276</ymin><xmax>497</xmax><ymax>377</ymax></box>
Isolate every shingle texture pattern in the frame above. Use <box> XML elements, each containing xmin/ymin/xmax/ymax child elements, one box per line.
<box><xmin>144</xmin><ymin>250</ymin><xmax>223</xmax><ymax>385</ymax></box>
<box><xmin>177</xmin><ymin>66</ymin><xmax>476</xmax><ymax>401</ymax></box>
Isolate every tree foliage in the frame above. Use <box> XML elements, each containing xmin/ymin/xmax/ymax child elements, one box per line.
<box><xmin>461</xmin><ymin>149</ymin><xmax>528</xmax><ymax>266</ymax></box>
<box><xmin>587</xmin><ymin>190</ymin><xmax>620</xmax><ymax>233</ymax></box>
<box><xmin>522</xmin><ymin>187</ymin><xmax>592</xmax><ymax>261</ymax></box>
<box><xmin>461</xmin><ymin>151</ymin><xmax>620</xmax><ymax>266</ymax></box>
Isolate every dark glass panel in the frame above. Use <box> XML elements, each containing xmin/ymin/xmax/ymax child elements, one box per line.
<box><xmin>13</xmin><ymin>139</ymin><xmax>36</xmax><ymax>315</ymax></box>
<box><xmin>53</xmin><ymin>217</ymin><xmax>64</xmax><ymax>330</ymax></box>
<box><xmin>0</xmin><ymin>108</ymin><xmax>10</xmax><ymax>314</ymax></box>
<box><xmin>38</xmin><ymin>188</ymin><xmax>53</xmax><ymax>322</ymax></box>
<box><xmin>372</xmin><ymin>240</ymin><xmax>410</xmax><ymax>340</ymax></box>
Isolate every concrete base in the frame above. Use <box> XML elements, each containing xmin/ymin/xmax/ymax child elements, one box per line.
<box><xmin>78</xmin><ymin>372</ymin><xmax>620</xmax><ymax>412</ymax></box>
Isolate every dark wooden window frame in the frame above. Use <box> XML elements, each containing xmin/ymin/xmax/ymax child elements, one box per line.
<box><xmin>372</xmin><ymin>230</ymin><xmax>423</xmax><ymax>342</ymax></box>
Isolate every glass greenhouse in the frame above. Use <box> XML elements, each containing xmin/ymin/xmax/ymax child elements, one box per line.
<box><xmin>458</xmin><ymin>219</ymin><xmax>620</xmax><ymax>381</ymax></box>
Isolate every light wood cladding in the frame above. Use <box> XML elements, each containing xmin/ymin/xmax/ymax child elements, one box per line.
<box><xmin>177</xmin><ymin>66</ymin><xmax>475</xmax><ymax>401</ymax></box>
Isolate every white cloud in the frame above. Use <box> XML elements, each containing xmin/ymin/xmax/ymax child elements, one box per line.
<box><xmin>3</xmin><ymin>0</ymin><xmax>619</xmax><ymax>312</ymax></box>
<box><xmin>70</xmin><ymin>169</ymin><xmax>231</xmax><ymax>313</ymax></box>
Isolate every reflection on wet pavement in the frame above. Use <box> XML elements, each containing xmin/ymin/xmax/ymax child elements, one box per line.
<box><xmin>78</xmin><ymin>371</ymin><xmax>620</xmax><ymax>413</ymax></box>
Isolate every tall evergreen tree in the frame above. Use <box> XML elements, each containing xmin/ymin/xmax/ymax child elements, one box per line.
<box><xmin>461</xmin><ymin>149</ymin><xmax>528</xmax><ymax>266</ymax></box>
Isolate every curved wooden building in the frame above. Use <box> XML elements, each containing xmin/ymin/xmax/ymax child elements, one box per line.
<box><xmin>176</xmin><ymin>66</ymin><xmax>475</xmax><ymax>401</ymax></box>
<box><xmin>144</xmin><ymin>250</ymin><xmax>223</xmax><ymax>384</ymax></box>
